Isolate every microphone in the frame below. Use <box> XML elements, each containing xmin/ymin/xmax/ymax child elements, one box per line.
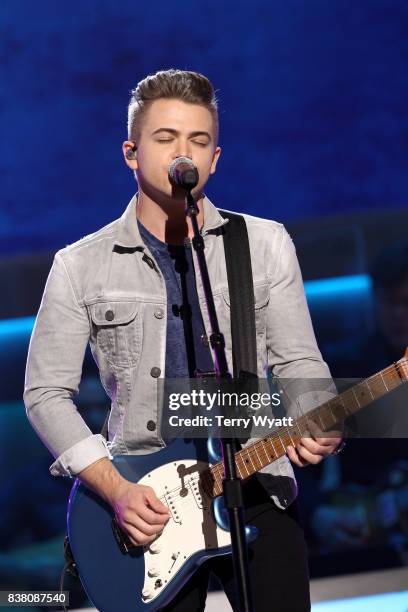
<box><xmin>168</xmin><ymin>157</ymin><xmax>199</xmax><ymax>190</ymax></box>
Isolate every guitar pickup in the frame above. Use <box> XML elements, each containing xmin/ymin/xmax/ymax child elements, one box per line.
<box><xmin>164</xmin><ymin>492</ymin><xmax>182</xmax><ymax>523</ymax></box>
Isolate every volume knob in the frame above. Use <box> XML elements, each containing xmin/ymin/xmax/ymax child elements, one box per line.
<box><xmin>149</xmin><ymin>540</ymin><xmax>162</xmax><ymax>554</ymax></box>
<box><xmin>148</xmin><ymin>565</ymin><xmax>160</xmax><ymax>577</ymax></box>
<box><xmin>142</xmin><ymin>586</ymin><xmax>154</xmax><ymax>600</ymax></box>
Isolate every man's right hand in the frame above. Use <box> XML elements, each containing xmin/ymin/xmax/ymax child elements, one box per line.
<box><xmin>109</xmin><ymin>481</ymin><xmax>170</xmax><ymax>546</ymax></box>
<box><xmin>78</xmin><ymin>457</ymin><xmax>170</xmax><ymax>547</ymax></box>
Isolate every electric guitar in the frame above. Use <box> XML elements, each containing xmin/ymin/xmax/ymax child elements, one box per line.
<box><xmin>67</xmin><ymin>351</ymin><xmax>408</xmax><ymax>611</ymax></box>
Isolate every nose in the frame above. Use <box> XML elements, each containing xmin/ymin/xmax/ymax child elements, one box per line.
<box><xmin>173</xmin><ymin>138</ymin><xmax>192</xmax><ymax>160</ymax></box>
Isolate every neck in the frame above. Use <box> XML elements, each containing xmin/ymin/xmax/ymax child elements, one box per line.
<box><xmin>136</xmin><ymin>189</ymin><xmax>205</xmax><ymax>245</ymax></box>
<box><xmin>201</xmin><ymin>354</ymin><xmax>408</xmax><ymax>498</ymax></box>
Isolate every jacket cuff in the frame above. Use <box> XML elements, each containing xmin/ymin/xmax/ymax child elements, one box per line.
<box><xmin>49</xmin><ymin>434</ymin><xmax>113</xmax><ymax>477</ymax></box>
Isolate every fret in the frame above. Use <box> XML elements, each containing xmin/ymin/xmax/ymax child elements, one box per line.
<box><xmin>327</xmin><ymin>396</ymin><xmax>346</xmax><ymax>423</ymax></box>
<box><xmin>235</xmin><ymin>452</ymin><xmax>246</xmax><ymax>477</ymax></box>
<box><xmin>317</xmin><ymin>410</ymin><xmax>325</xmax><ymax>430</ymax></box>
<box><xmin>294</xmin><ymin>418</ymin><xmax>304</xmax><ymax>439</ymax></box>
<box><xmin>235</xmin><ymin>454</ymin><xmax>244</xmax><ymax>477</ymax></box>
<box><xmin>247</xmin><ymin>447</ymin><xmax>257</xmax><ymax>472</ymax></box>
<box><xmin>339</xmin><ymin>392</ymin><xmax>351</xmax><ymax>417</ymax></box>
<box><xmin>380</xmin><ymin>370</ymin><xmax>389</xmax><ymax>392</ymax></box>
<box><xmin>341</xmin><ymin>388</ymin><xmax>357</xmax><ymax>415</ymax></box>
<box><xmin>253</xmin><ymin>442</ymin><xmax>263</xmax><ymax>469</ymax></box>
<box><xmin>286</xmin><ymin>427</ymin><xmax>295</xmax><ymax>446</ymax></box>
<box><xmin>351</xmin><ymin>387</ymin><xmax>361</xmax><ymax>409</ymax></box>
<box><xmin>383</xmin><ymin>366</ymin><xmax>403</xmax><ymax>390</ymax></box>
<box><xmin>275</xmin><ymin>433</ymin><xmax>286</xmax><ymax>453</ymax></box>
<box><xmin>365</xmin><ymin>379</ymin><xmax>374</xmax><ymax>400</ymax></box>
<box><xmin>268</xmin><ymin>438</ymin><xmax>277</xmax><ymax>460</ymax></box>
<box><xmin>240</xmin><ymin>451</ymin><xmax>251</xmax><ymax>478</ymax></box>
<box><xmin>369</xmin><ymin>372</ymin><xmax>388</xmax><ymax>399</ymax></box>
<box><xmin>270</xmin><ymin>437</ymin><xmax>279</xmax><ymax>459</ymax></box>
<box><xmin>260</xmin><ymin>439</ymin><xmax>270</xmax><ymax>465</ymax></box>
<box><xmin>326</xmin><ymin>400</ymin><xmax>336</xmax><ymax>426</ymax></box>
<box><xmin>305</xmin><ymin>411</ymin><xmax>323</xmax><ymax>433</ymax></box>
<box><xmin>300</xmin><ymin>412</ymin><xmax>312</xmax><ymax>435</ymax></box>
<box><xmin>352</xmin><ymin>381</ymin><xmax>373</xmax><ymax>409</ymax></box>
<box><xmin>291</xmin><ymin>428</ymin><xmax>300</xmax><ymax>444</ymax></box>
<box><xmin>241</xmin><ymin>449</ymin><xmax>252</xmax><ymax>475</ymax></box>
<box><xmin>317</xmin><ymin>405</ymin><xmax>328</xmax><ymax>430</ymax></box>
<box><xmin>235</xmin><ymin>458</ymin><xmax>244</xmax><ymax>479</ymax></box>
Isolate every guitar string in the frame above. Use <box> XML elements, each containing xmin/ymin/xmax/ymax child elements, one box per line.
<box><xmin>151</xmin><ymin>359</ymin><xmax>408</xmax><ymax>503</ymax></box>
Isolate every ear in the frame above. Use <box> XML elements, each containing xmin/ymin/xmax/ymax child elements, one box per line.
<box><xmin>122</xmin><ymin>140</ymin><xmax>138</xmax><ymax>169</ymax></box>
<box><xmin>210</xmin><ymin>146</ymin><xmax>221</xmax><ymax>175</ymax></box>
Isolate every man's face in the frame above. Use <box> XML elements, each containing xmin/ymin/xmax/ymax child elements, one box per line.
<box><xmin>124</xmin><ymin>98</ymin><xmax>221</xmax><ymax>203</ymax></box>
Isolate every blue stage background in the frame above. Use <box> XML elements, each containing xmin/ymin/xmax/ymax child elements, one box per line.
<box><xmin>1</xmin><ymin>2</ymin><xmax>408</xmax><ymax>601</ymax></box>
<box><xmin>1</xmin><ymin>0</ymin><xmax>407</xmax><ymax>255</ymax></box>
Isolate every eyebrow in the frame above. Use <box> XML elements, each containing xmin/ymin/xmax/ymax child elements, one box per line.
<box><xmin>151</xmin><ymin>128</ymin><xmax>212</xmax><ymax>140</ymax></box>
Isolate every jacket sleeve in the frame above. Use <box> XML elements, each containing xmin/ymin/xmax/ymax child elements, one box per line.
<box><xmin>24</xmin><ymin>251</ymin><xmax>112</xmax><ymax>477</ymax></box>
<box><xmin>266</xmin><ymin>225</ymin><xmax>337</xmax><ymax>418</ymax></box>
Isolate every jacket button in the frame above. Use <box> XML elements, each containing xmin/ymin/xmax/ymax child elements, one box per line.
<box><xmin>200</xmin><ymin>334</ymin><xmax>209</xmax><ymax>347</ymax></box>
<box><xmin>147</xmin><ymin>420</ymin><xmax>156</xmax><ymax>431</ymax></box>
<box><xmin>150</xmin><ymin>367</ymin><xmax>161</xmax><ymax>378</ymax></box>
<box><xmin>154</xmin><ymin>309</ymin><xmax>164</xmax><ymax>319</ymax></box>
<box><xmin>105</xmin><ymin>309</ymin><xmax>114</xmax><ymax>322</ymax></box>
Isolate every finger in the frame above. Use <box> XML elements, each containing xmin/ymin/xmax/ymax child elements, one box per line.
<box><xmin>306</xmin><ymin>420</ymin><xmax>336</xmax><ymax>445</ymax></box>
<box><xmin>296</xmin><ymin>444</ymin><xmax>323</xmax><ymax>465</ymax></box>
<box><xmin>137</xmin><ymin>503</ymin><xmax>170</xmax><ymax>525</ymax></box>
<box><xmin>144</xmin><ymin>489</ymin><xmax>170</xmax><ymax>515</ymax></box>
<box><xmin>121</xmin><ymin>524</ymin><xmax>157</xmax><ymax>547</ymax></box>
<box><xmin>300</xmin><ymin>437</ymin><xmax>332</xmax><ymax>457</ymax></box>
<box><xmin>287</xmin><ymin>445</ymin><xmax>308</xmax><ymax>468</ymax></box>
<box><xmin>124</xmin><ymin>515</ymin><xmax>165</xmax><ymax>538</ymax></box>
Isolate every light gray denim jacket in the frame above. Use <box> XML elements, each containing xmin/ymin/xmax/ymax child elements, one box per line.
<box><xmin>24</xmin><ymin>195</ymin><xmax>334</xmax><ymax>509</ymax></box>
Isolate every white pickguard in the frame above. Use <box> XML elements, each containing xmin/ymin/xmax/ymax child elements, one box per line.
<box><xmin>138</xmin><ymin>459</ymin><xmax>231</xmax><ymax>603</ymax></box>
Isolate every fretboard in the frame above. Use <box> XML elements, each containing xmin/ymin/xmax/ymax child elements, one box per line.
<box><xmin>200</xmin><ymin>355</ymin><xmax>408</xmax><ymax>498</ymax></box>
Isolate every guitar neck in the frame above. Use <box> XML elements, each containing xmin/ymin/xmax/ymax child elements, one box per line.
<box><xmin>202</xmin><ymin>355</ymin><xmax>408</xmax><ymax>498</ymax></box>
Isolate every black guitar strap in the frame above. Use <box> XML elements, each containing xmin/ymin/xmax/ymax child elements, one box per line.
<box><xmin>219</xmin><ymin>210</ymin><xmax>258</xmax><ymax>379</ymax></box>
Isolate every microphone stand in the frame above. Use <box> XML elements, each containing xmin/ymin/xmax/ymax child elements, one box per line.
<box><xmin>185</xmin><ymin>191</ymin><xmax>254</xmax><ymax>612</ymax></box>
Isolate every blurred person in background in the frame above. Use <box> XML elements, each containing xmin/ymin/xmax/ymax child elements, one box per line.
<box><xmin>297</xmin><ymin>242</ymin><xmax>408</xmax><ymax>575</ymax></box>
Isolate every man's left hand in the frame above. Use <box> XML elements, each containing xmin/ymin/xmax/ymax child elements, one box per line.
<box><xmin>286</xmin><ymin>419</ymin><xmax>343</xmax><ymax>467</ymax></box>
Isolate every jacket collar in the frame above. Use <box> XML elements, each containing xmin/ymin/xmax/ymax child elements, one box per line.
<box><xmin>114</xmin><ymin>193</ymin><xmax>229</xmax><ymax>248</ymax></box>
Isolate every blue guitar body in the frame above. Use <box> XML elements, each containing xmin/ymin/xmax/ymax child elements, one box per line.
<box><xmin>67</xmin><ymin>438</ymin><xmax>257</xmax><ymax>611</ymax></box>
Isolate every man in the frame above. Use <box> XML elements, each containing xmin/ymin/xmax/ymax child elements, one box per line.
<box><xmin>307</xmin><ymin>242</ymin><xmax>408</xmax><ymax>561</ymax></box>
<box><xmin>24</xmin><ymin>69</ymin><xmax>342</xmax><ymax>611</ymax></box>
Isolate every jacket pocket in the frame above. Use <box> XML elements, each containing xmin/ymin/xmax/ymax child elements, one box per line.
<box><xmin>221</xmin><ymin>283</ymin><xmax>270</xmax><ymax>310</ymax></box>
<box><xmin>89</xmin><ymin>301</ymin><xmax>142</xmax><ymax>368</ymax></box>
<box><xmin>221</xmin><ymin>283</ymin><xmax>270</xmax><ymax>343</ymax></box>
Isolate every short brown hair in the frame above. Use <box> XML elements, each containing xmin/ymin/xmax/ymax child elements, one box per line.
<box><xmin>127</xmin><ymin>69</ymin><xmax>219</xmax><ymax>144</ymax></box>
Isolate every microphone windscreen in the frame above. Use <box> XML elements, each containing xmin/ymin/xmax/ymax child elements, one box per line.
<box><xmin>169</xmin><ymin>157</ymin><xmax>199</xmax><ymax>189</ymax></box>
